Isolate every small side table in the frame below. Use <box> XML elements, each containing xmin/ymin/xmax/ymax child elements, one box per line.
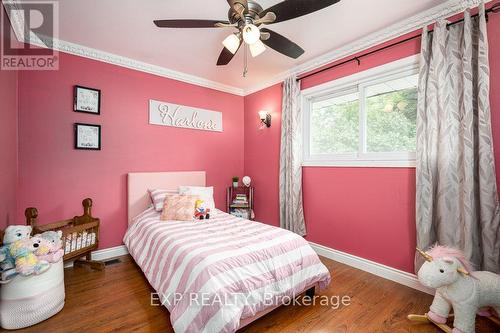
<box><xmin>226</xmin><ymin>186</ymin><xmax>254</xmax><ymax>220</ymax></box>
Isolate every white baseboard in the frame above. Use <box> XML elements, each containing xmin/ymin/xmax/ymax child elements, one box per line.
<box><xmin>91</xmin><ymin>245</ymin><xmax>129</xmax><ymax>261</ymax></box>
<box><xmin>308</xmin><ymin>241</ymin><xmax>434</xmax><ymax>295</ymax></box>
<box><xmin>64</xmin><ymin>245</ymin><xmax>129</xmax><ymax>268</ymax></box>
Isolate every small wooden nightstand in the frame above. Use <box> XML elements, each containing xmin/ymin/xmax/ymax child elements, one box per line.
<box><xmin>226</xmin><ymin>186</ymin><xmax>254</xmax><ymax>220</ymax></box>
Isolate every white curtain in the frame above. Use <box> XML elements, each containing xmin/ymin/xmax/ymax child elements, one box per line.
<box><xmin>279</xmin><ymin>76</ymin><xmax>306</xmax><ymax>236</ymax></box>
<box><xmin>416</xmin><ymin>3</ymin><xmax>500</xmax><ymax>273</ymax></box>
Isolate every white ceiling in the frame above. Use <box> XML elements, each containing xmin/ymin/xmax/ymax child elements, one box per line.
<box><xmin>21</xmin><ymin>0</ymin><xmax>447</xmax><ymax>91</ymax></box>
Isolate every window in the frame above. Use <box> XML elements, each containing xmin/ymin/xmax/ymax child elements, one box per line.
<box><xmin>303</xmin><ymin>56</ymin><xmax>419</xmax><ymax>167</ymax></box>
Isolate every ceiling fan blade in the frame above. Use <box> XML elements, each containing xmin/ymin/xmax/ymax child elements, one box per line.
<box><xmin>217</xmin><ymin>42</ymin><xmax>242</xmax><ymax>66</ymax></box>
<box><xmin>259</xmin><ymin>0</ymin><xmax>340</xmax><ymax>24</ymax></box>
<box><xmin>154</xmin><ymin>19</ymin><xmax>230</xmax><ymax>28</ymax></box>
<box><xmin>260</xmin><ymin>28</ymin><xmax>304</xmax><ymax>59</ymax></box>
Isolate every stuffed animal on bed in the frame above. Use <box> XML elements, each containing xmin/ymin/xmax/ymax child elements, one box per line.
<box><xmin>194</xmin><ymin>199</ymin><xmax>210</xmax><ymax>220</ymax></box>
<box><xmin>0</xmin><ymin>225</ymin><xmax>32</xmax><ymax>282</ymax></box>
<box><xmin>35</xmin><ymin>230</ymin><xmax>64</xmax><ymax>263</ymax></box>
<box><xmin>416</xmin><ymin>245</ymin><xmax>500</xmax><ymax>333</ymax></box>
<box><xmin>9</xmin><ymin>237</ymin><xmax>50</xmax><ymax>276</ymax></box>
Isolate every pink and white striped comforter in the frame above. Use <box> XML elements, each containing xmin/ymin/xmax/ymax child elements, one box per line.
<box><xmin>124</xmin><ymin>208</ymin><xmax>331</xmax><ymax>333</ymax></box>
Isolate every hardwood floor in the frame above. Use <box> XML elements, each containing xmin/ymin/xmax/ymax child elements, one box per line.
<box><xmin>2</xmin><ymin>255</ymin><xmax>497</xmax><ymax>333</ymax></box>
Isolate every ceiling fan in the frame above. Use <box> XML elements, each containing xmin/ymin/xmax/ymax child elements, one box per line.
<box><xmin>154</xmin><ymin>0</ymin><xmax>341</xmax><ymax>67</ymax></box>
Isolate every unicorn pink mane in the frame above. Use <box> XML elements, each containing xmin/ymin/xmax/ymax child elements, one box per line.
<box><xmin>427</xmin><ymin>245</ymin><xmax>474</xmax><ymax>273</ymax></box>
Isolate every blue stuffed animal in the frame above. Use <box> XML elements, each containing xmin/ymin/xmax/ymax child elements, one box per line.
<box><xmin>10</xmin><ymin>237</ymin><xmax>50</xmax><ymax>276</ymax></box>
<box><xmin>0</xmin><ymin>225</ymin><xmax>32</xmax><ymax>282</ymax></box>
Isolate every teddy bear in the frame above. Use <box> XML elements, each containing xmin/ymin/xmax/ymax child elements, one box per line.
<box><xmin>0</xmin><ymin>225</ymin><xmax>32</xmax><ymax>282</ymax></box>
<box><xmin>35</xmin><ymin>230</ymin><xmax>64</xmax><ymax>263</ymax></box>
<box><xmin>9</xmin><ymin>236</ymin><xmax>50</xmax><ymax>276</ymax></box>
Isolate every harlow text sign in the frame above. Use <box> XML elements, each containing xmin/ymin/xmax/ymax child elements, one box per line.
<box><xmin>149</xmin><ymin>99</ymin><xmax>223</xmax><ymax>132</ymax></box>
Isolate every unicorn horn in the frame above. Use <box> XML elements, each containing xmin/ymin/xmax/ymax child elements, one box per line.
<box><xmin>457</xmin><ymin>267</ymin><xmax>470</xmax><ymax>275</ymax></box>
<box><xmin>416</xmin><ymin>248</ymin><xmax>433</xmax><ymax>262</ymax></box>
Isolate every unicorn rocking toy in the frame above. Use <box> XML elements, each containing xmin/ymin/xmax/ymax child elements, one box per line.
<box><xmin>408</xmin><ymin>246</ymin><xmax>500</xmax><ymax>333</ymax></box>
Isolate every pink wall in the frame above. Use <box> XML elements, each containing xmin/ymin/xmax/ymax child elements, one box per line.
<box><xmin>0</xmin><ymin>22</ymin><xmax>18</xmax><ymax>229</ymax></box>
<box><xmin>244</xmin><ymin>9</ymin><xmax>500</xmax><ymax>273</ymax></box>
<box><xmin>243</xmin><ymin>84</ymin><xmax>282</xmax><ymax>228</ymax></box>
<box><xmin>17</xmin><ymin>52</ymin><xmax>244</xmax><ymax>249</ymax></box>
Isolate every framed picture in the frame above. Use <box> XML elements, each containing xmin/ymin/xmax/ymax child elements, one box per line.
<box><xmin>74</xmin><ymin>85</ymin><xmax>101</xmax><ymax>114</ymax></box>
<box><xmin>74</xmin><ymin>123</ymin><xmax>101</xmax><ymax>150</ymax></box>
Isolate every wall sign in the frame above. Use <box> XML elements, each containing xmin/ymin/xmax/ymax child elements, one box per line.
<box><xmin>149</xmin><ymin>99</ymin><xmax>223</xmax><ymax>132</ymax></box>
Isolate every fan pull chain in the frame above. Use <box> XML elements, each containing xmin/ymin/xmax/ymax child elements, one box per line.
<box><xmin>243</xmin><ymin>44</ymin><xmax>248</xmax><ymax>77</ymax></box>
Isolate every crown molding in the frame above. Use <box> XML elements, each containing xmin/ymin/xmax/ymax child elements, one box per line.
<box><xmin>50</xmin><ymin>38</ymin><xmax>245</xmax><ymax>96</ymax></box>
<box><xmin>3</xmin><ymin>0</ymin><xmax>489</xmax><ymax>97</ymax></box>
<box><xmin>243</xmin><ymin>0</ymin><xmax>491</xmax><ymax>95</ymax></box>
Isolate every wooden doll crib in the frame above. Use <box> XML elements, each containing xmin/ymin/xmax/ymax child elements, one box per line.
<box><xmin>25</xmin><ymin>198</ymin><xmax>104</xmax><ymax>270</ymax></box>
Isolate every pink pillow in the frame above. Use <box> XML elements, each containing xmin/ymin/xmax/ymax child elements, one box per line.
<box><xmin>160</xmin><ymin>194</ymin><xmax>199</xmax><ymax>221</ymax></box>
<box><xmin>149</xmin><ymin>189</ymin><xmax>178</xmax><ymax>211</ymax></box>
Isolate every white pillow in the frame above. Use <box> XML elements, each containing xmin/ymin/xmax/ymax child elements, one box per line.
<box><xmin>148</xmin><ymin>189</ymin><xmax>178</xmax><ymax>211</ymax></box>
<box><xmin>178</xmin><ymin>186</ymin><xmax>215</xmax><ymax>211</ymax></box>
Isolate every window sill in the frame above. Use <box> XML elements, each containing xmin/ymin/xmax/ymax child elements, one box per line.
<box><xmin>302</xmin><ymin>160</ymin><xmax>416</xmax><ymax>168</ymax></box>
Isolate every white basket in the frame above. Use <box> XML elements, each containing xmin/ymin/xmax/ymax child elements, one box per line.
<box><xmin>0</xmin><ymin>260</ymin><xmax>65</xmax><ymax>330</ymax></box>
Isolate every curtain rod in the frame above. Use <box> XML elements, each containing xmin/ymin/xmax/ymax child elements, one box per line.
<box><xmin>297</xmin><ymin>3</ymin><xmax>500</xmax><ymax>82</ymax></box>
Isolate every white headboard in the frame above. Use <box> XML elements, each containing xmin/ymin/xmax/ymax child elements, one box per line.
<box><xmin>127</xmin><ymin>171</ymin><xmax>206</xmax><ymax>225</ymax></box>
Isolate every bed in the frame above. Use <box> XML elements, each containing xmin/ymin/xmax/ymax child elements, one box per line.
<box><xmin>124</xmin><ymin>171</ymin><xmax>331</xmax><ymax>333</ymax></box>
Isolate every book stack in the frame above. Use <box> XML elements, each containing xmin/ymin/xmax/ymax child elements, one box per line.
<box><xmin>230</xmin><ymin>209</ymin><xmax>250</xmax><ymax>219</ymax></box>
<box><xmin>231</xmin><ymin>194</ymin><xmax>248</xmax><ymax>208</ymax></box>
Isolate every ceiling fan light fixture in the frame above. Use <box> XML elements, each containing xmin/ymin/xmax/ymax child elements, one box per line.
<box><xmin>249</xmin><ymin>39</ymin><xmax>266</xmax><ymax>57</ymax></box>
<box><xmin>222</xmin><ymin>33</ymin><xmax>241</xmax><ymax>54</ymax></box>
<box><xmin>242</xmin><ymin>24</ymin><xmax>260</xmax><ymax>44</ymax></box>
<box><xmin>154</xmin><ymin>0</ymin><xmax>343</xmax><ymax>68</ymax></box>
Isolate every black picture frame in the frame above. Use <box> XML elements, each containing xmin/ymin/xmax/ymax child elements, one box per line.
<box><xmin>74</xmin><ymin>123</ymin><xmax>101</xmax><ymax>150</ymax></box>
<box><xmin>74</xmin><ymin>85</ymin><xmax>101</xmax><ymax>115</ymax></box>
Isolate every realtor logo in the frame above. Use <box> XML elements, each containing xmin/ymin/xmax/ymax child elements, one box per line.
<box><xmin>1</xmin><ymin>1</ymin><xmax>59</xmax><ymax>70</ymax></box>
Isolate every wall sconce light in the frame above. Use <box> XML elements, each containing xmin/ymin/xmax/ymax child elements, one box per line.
<box><xmin>258</xmin><ymin>110</ymin><xmax>271</xmax><ymax>128</ymax></box>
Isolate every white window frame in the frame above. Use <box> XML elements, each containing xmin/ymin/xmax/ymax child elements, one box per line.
<box><xmin>302</xmin><ymin>55</ymin><xmax>419</xmax><ymax>168</ymax></box>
